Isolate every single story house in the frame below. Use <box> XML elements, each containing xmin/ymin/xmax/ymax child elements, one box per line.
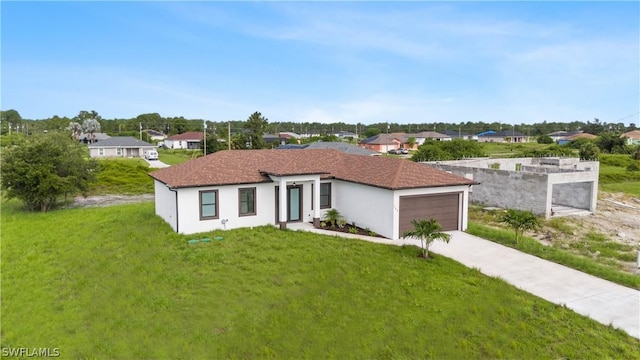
<box><xmin>88</xmin><ymin>136</ymin><xmax>156</xmax><ymax>158</ymax></box>
<box><xmin>440</xmin><ymin>130</ymin><xmax>478</xmax><ymax>141</ymax></box>
<box><xmin>621</xmin><ymin>130</ymin><xmax>640</xmax><ymax>146</ymax></box>
<box><xmin>557</xmin><ymin>132</ymin><xmax>596</xmax><ymax>145</ymax></box>
<box><xmin>358</xmin><ymin>134</ymin><xmax>402</xmax><ymax>153</ymax></box>
<box><xmin>477</xmin><ymin>130</ymin><xmax>528</xmax><ymax>143</ymax></box>
<box><xmin>149</xmin><ymin>149</ymin><xmax>476</xmax><ymax>239</ymax></box>
<box><xmin>278</xmin><ymin>142</ymin><xmax>380</xmax><ymax>156</ymax></box>
<box><xmin>144</xmin><ymin>129</ymin><xmax>168</xmax><ymax>141</ymax></box>
<box><xmin>164</xmin><ymin>131</ymin><xmax>204</xmax><ymax>149</ymax></box>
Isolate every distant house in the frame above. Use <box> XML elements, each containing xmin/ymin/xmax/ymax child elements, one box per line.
<box><xmin>144</xmin><ymin>129</ymin><xmax>167</xmax><ymax>141</ymax></box>
<box><xmin>263</xmin><ymin>134</ymin><xmax>286</xmax><ymax>147</ymax></box>
<box><xmin>477</xmin><ymin>130</ymin><xmax>527</xmax><ymax>143</ymax></box>
<box><xmin>440</xmin><ymin>130</ymin><xmax>478</xmax><ymax>141</ymax></box>
<box><xmin>621</xmin><ymin>130</ymin><xmax>640</xmax><ymax>146</ymax></box>
<box><xmin>88</xmin><ymin>137</ymin><xmax>156</xmax><ymax>158</ymax></box>
<box><xmin>334</xmin><ymin>130</ymin><xmax>358</xmax><ymax>139</ymax></box>
<box><xmin>164</xmin><ymin>132</ymin><xmax>203</xmax><ymax>150</ymax></box>
<box><xmin>278</xmin><ymin>132</ymin><xmax>302</xmax><ymax>143</ymax></box>
<box><xmin>79</xmin><ymin>132</ymin><xmax>110</xmax><ymax>144</ymax></box>
<box><xmin>278</xmin><ymin>141</ymin><xmax>380</xmax><ymax>156</ymax></box>
<box><xmin>557</xmin><ymin>132</ymin><xmax>596</xmax><ymax>145</ymax></box>
<box><xmin>358</xmin><ymin>134</ymin><xmax>402</xmax><ymax>153</ymax></box>
<box><xmin>547</xmin><ymin>131</ymin><xmax>573</xmax><ymax>142</ymax></box>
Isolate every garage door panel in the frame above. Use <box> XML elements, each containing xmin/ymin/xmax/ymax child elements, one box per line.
<box><xmin>399</xmin><ymin>193</ymin><xmax>460</xmax><ymax>234</ymax></box>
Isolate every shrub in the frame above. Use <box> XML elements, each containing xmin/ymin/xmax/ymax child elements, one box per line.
<box><xmin>348</xmin><ymin>227</ymin><xmax>358</xmax><ymax>234</ymax></box>
<box><xmin>537</xmin><ymin>135</ymin><xmax>554</xmax><ymax>144</ymax></box>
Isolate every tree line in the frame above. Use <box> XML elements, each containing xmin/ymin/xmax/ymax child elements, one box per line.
<box><xmin>1</xmin><ymin>109</ymin><xmax>637</xmax><ymax>139</ymax></box>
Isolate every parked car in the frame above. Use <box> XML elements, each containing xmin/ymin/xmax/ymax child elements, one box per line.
<box><xmin>398</xmin><ymin>148</ymin><xmax>409</xmax><ymax>154</ymax></box>
<box><xmin>387</xmin><ymin>149</ymin><xmax>398</xmax><ymax>154</ymax></box>
<box><xmin>144</xmin><ymin>150</ymin><xmax>159</xmax><ymax>160</ymax></box>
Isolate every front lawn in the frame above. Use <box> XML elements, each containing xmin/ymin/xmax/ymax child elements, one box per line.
<box><xmin>2</xmin><ymin>201</ymin><xmax>638</xmax><ymax>358</ymax></box>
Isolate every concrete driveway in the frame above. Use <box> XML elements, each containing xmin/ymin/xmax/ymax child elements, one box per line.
<box><xmin>430</xmin><ymin>231</ymin><xmax>640</xmax><ymax>339</ymax></box>
<box><xmin>145</xmin><ymin>159</ymin><xmax>170</xmax><ymax>168</ymax></box>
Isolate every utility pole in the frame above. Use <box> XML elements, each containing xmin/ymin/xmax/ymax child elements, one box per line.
<box><xmin>228</xmin><ymin>122</ymin><xmax>231</xmax><ymax>150</ymax></box>
<box><xmin>203</xmin><ymin>120</ymin><xmax>207</xmax><ymax>156</ymax></box>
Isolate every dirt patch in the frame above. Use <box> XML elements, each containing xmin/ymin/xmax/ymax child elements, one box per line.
<box><xmin>70</xmin><ymin>194</ymin><xmax>154</xmax><ymax>208</ymax></box>
<box><xmin>534</xmin><ymin>192</ymin><xmax>640</xmax><ymax>273</ymax></box>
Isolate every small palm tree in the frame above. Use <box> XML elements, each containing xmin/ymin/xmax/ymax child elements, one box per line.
<box><xmin>322</xmin><ymin>209</ymin><xmax>343</xmax><ymax>228</ymax></box>
<box><xmin>498</xmin><ymin>209</ymin><xmax>539</xmax><ymax>244</ymax></box>
<box><xmin>402</xmin><ymin>219</ymin><xmax>451</xmax><ymax>259</ymax></box>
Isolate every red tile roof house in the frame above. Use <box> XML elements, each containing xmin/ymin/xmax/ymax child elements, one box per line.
<box><xmin>149</xmin><ymin>149</ymin><xmax>477</xmax><ymax>239</ymax></box>
<box><xmin>164</xmin><ymin>131</ymin><xmax>204</xmax><ymax>150</ymax></box>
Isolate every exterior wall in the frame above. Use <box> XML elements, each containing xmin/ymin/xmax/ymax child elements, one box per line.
<box><xmin>552</xmin><ymin>182</ymin><xmax>592</xmax><ymax>210</ymax></box>
<box><xmin>175</xmin><ymin>182</ymin><xmax>276</xmax><ymax>234</ymax></box>
<box><xmin>394</xmin><ymin>185</ymin><xmax>470</xmax><ymax>239</ymax></box>
<box><xmin>332</xmin><ymin>180</ymin><xmax>395</xmax><ymax>239</ymax></box>
<box><xmin>164</xmin><ymin>139</ymin><xmax>199</xmax><ymax>149</ymax></box>
<box><xmin>154</xmin><ymin>180</ymin><xmax>178</xmax><ymax>231</ymax></box>
<box><xmin>437</xmin><ymin>165</ymin><xmax>549</xmax><ymax>216</ymax></box>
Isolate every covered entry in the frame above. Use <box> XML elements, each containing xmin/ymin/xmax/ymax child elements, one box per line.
<box><xmin>399</xmin><ymin>193</ymin><xmax>461</xmax><ymax>234</ymax></box>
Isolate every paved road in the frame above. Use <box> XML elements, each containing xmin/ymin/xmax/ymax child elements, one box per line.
<box><xmin>289</xmin><ymin>223</ymin><xmax>640</xmax><ymax>339</ymax></box>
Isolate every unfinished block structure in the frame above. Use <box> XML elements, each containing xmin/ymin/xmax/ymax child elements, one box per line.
<box><xmin>425</xmin><ymin>157</ymin><xmax>599</xmax><ymax>219</ymax></box>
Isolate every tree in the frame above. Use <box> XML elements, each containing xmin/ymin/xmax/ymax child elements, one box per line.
<box><xmin>407</xmin><ymin>136</ymin><xmax>416</xmax><ymax>149</ymax></box>
<box><xmin>595</xmin><ymin>131</ymin><xmax>627</xmax><ymax>154</ymax></box>
<box><xmin>67</xmin><ymin>121</ymin><xmax>82</xmax><ymax>140</ymax></box>
<box><xmin>498</xmin><ymin>209</ymin><xmax>539</xmax><ymax>244</ymax></box>
<box><xmin>244</xmin><ymin>111</ymin><xmax>269</xmax><ymax>149</ymax></box>
<box><xmin>1</xmin><ymin>133</ymin><xmax>99</xmax><ymax>212</ymax></box>
<box><xmin>0</xmin><ymin>109</ymin><xmax>22</xmax><ymax>134</ymax></box>
<box><xmin>537</xmin><ymin>135</ymin><xmax>554</xmax><ymax>144</ymax></box>
<box><xmin>402</xmin><ymin>219</ymin><xmax>451</xmax><ymax>259</ymax></box>
<box><xmin>579</xmin><ymin>142</ymin><xmax>600</xmax><ymax>160</ymax></box>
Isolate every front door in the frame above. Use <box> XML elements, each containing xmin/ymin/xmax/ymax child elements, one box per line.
<box><xmin>275</xmin><ymin>185</ymin><xmax>303</xmax><ymax>223</ymax></box>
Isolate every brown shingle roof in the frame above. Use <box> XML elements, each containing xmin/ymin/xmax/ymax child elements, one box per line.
<box><xmin>150</xmin><ymin>149</ymin><xmax>476</xmax><ymax>190</ymax></box>
<box><xmin>167</xmin><ymin>131</ymin><xmax>204</xmax><ymax>141</ymax></box>
<box><xmin>622</xmin><ymin>130</ymin><xmax>640</xmax><ymax>140</ymax></box>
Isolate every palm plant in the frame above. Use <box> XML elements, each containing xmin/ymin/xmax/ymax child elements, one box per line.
<box><xmin>498</xmin><ymin>209</ymin><xmax>539</xmax><ymax>244</ymax></box>
<box><xmin>402</xmin><ymin>219</ymin><xmax>451</xmax><ymax>259</ymax></box>
<box><xmin>322</xmin><ymin>209</ymin><xmax>343</xmax><ymax>228</ymax></box>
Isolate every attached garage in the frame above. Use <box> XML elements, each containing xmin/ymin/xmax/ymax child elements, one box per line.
<box><xmin>399</xmin><ymin>193</ymin><xmax>461</xmax><ymax>234</ymax></box>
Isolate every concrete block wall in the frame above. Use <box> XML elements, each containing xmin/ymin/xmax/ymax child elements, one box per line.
<box><xmin>552</xmin><ymin>182</ymin><xmax>592</xmax><ymax>210</ymax></box>
<box><xmin>435</xmin><ymin>165</ymin><xmax>549</xmax><ymax>215</ymax></box>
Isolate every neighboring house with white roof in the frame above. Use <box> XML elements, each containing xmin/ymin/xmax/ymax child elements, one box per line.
<box><xmin>149</xmin><ymin>149</ymin><xmax>476</xmax><ymax>238</ymax></box>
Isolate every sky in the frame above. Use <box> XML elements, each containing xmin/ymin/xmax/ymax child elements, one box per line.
<box><xmin>2</xmin><ymin>1</ymin><xmax>639</xmax><ymax>125</ymax></box>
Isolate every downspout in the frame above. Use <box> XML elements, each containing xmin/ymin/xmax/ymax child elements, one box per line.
<box><xmin>169</xmin><ymin>187</ymin><xmax>179</xmax><ymax>233</ymax></box>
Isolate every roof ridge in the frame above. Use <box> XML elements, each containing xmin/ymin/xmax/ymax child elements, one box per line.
<box><xmin>390</xmin><ymin>158</ymin><xmax>405</xmax><ymax>188</ymax></box>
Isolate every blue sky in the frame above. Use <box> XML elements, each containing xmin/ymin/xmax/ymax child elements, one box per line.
<box><xmin>2</xmin><ymin>1</ymin><xmax>639</xmax><ymax>125</ymax></box>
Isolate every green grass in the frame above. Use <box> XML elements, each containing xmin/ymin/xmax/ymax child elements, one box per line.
<box><xmin>158</xmin><ymin>148</ymin><xmax>202</xmax><ymax>165</ymax></box>
<box><xmin>599</xmin><ymin>154</ymin><xmax>640</xmax><ymax>197</ymax></box>
<box><xmin>90</xmin><ymin>158</ymin><xmax>154</xmax><ymax>195</ymax></box>
<box><xmin>467</xmin><ymin>222</ymin><xmax>640</xmax><ymax>290</ymax></box>
<box><xmin>2</xmin><ymin>202</ymin><xmax>639</xmax><ymax>358</ymax></box>
<box><xmin>481</xmin><ymin>142</ymin><xmax>545</xmax><ymax>157</ymax></box>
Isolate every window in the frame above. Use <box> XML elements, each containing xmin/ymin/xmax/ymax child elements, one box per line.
<box><xmin>239</xmin><ymin>187</ymin><xmax>256</xmax><ymax>216</ymax></box>
<box><xmin>199</xmin><ymin>190</ymin><xmax>218</xmax><ymax>220</ymax></box>
<box><xmin>99</xmin><ymin>148</ymin><xmax>104</xmax><ymax>156</ymax></box>
<box><xmin>312</xmin><ymin>183</ymin><xmax>332</xmax><ymax>209</ymax></box>
<box><xmin>320</xmin><ymin>183</ymin><xmax>331</xmax><ymax>209</ymax></box>
<box><xmin>116</xmin><ymin>147</ymin><xmax>122</xmax><ymax>156</ymax></box>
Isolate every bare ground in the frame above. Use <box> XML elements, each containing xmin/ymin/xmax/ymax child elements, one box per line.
<box><xmin>70</xmin><ymin>194</ymin><xmax>155</xmax><ymax>208</ymax></box>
